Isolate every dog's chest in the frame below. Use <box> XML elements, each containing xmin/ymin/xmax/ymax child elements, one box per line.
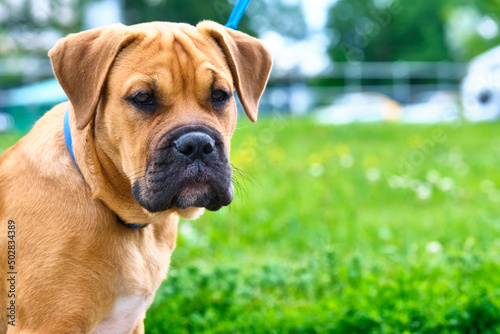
<box><xmin>93</xmin><ymin>295</ymin><xmax>153</xmax><ymax>334</ymax></box>
<box><xmin>93</xmin><ymin>230</ymin><xmax>172</xmax><ymax>333</ymax></box>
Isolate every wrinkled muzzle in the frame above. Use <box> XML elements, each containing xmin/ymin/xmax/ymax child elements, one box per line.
<box><xmin>132</xmin><ymin>125</ymin><xmax>234</xmax><ymax>213</ymax></box>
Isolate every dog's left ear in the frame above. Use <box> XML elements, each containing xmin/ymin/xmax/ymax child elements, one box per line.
<box><xmin>197</xmin><ymin>21</ymin><xmax>273</xmax><ymax>122</ymax></box>
<box><xmin>49</xmin><ymin>24</ymin><xmax>140</xmax><ymax>130</ymax></box>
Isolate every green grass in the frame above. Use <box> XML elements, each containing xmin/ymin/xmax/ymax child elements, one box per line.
<box><xmin>2</xmin><ymin>118</ymin><xmax>500</xmax><ymax>333</ymax></box>
<box><xmin>0</xmin><ymin>132</ymin><xmax>24</xmax><ymax>154</ymax></box>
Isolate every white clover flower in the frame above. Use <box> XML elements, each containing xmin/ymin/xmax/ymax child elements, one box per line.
<box><xmin>365</xmin><ymin>168</ymin><xmax>381</xmax><ymax>182</ymax></box>
<box><xmin>416</xmin><ymin>183</ymin><xmax>432</xmax><ymax>200</ymax></box>
<box><xmin>426</xmin><ymin>170</ymin><xmax>440</xmax><ymax>183</ymax></box>
<box><xmin>437</xmin><ymin>177</ymin><xmax>454</xmax><ymax>192</ymax></box>
<box><xmin>309</xmin><ymin>163</ymin><xmax>325</xmax><ymax>177</ymax></box>
<box><xmin>378</xmin><ymin>227</ymin><xmax>392</xmax><ymax>240</ymax></box>
<box><xmin>180</xmin><ymin>222</ymin><xmax>195</xmax><ymax>238</ymax></box>
<box><xmin>340</xmin><ymin>154</ymin><xmax>354</xmax><ymax>168</ymax></box>
<box><xmin>387</xmin><ymin>174</ymin><xmax>412</xmax><ymax>189</ymax></box>
<box><xmin>426</xmin><ymin>241</ymin><xmax>443</xmax><ymax>253</ymax></box>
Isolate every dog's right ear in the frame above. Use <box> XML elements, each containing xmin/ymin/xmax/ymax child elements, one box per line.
<box><xmin>49</xmin><ymin>25</ymin><xmax>138</xmax><ymax>130</ymax></box>
<box><xmin>197</xmin><ymin>21</ymin><xmax>272</xmax><ymax>123</ymax></box>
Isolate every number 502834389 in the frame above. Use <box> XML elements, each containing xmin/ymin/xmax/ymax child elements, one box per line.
<box><xmin>7</xmin><ymin>219</ymin><xmax>16</xmax><ymax>271</ymax></box>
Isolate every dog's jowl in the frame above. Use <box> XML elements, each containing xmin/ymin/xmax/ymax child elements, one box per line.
<box><xmin>0</xmin><ymin>21</ymin><xmax>272</xmax><ymax>333</ymax></box>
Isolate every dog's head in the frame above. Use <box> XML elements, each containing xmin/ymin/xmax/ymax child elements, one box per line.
<box><xmin>49</xmin><ymin>22</ymin><xmax>272</xmax><ymax>220</ymax></box>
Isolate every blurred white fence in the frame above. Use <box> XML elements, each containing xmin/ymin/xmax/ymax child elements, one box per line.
<box><xmin>0</xmin><ymin>59</ymin><xmax>468</xmax><ymax>118</ymax></box>
<box><xmin>263</xmin><ymin>62</ymin><xmax>468</xmax><ymax>115</ymax></box>
<box><xmin>0</xmin><ymin>57</ymin><xmax>54</xmax><ymax>85</ymax></box>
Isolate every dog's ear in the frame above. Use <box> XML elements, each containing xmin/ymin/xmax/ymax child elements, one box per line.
<box><xmin>49</xmin><ymin>24</ymin><xmax>139</xmax><ymax>130</ymax></box>
<box><xmin>197</xmin><ymin>21</ymin><xmax>273</xmax><ymax>122</ymax></box>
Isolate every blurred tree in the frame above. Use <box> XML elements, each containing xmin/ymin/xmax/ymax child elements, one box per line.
<box><xmin>326</xmin><ymin>0</ymin><xmax>500</xmax><ymax>62</ymax></box>
<box><xmin>0</xmin><ymin>0</ymin><xmax>306</xmax><ymax>55</ymax></box>
<box><xmin>326</xmin><ymin>0</ymin><xmax>451</xmax><ymax>62</ymax></box>
<box><xmin>0</xmin><ymin>0</ymin><xmax>305</xmax><ymax>86</ymax></box>
<box><xmin>0</xmin><ymin>0</ymin><xmax>84</xmax><ymax>57</ymax></box>
<box><xmin>124</xmin><ymin>0</ymin><xmax>307</xmax><ymax>39</ymax></box>
<box><xmin>445</xmin><ymin>0</ymin><xmax>500</xmax><ymax>59</ymax></box>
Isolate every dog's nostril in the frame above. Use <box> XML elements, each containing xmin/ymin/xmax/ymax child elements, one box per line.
<box><xmin>203</xmin><ymin>143</ymin><xmax>214</xmax><ymax>154</ymax></box>
<box><xmin>174</xmin><ymin>132</ymin><xmax>216</xmax><ymax>160</ymax></box>
<box><xmin>182</xmin><ymin>145</ymin><xmax>195</xmax><ymax>156</ymax></box>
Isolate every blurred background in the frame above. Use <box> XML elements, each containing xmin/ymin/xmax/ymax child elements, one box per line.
<box><xmin>2</xmin><ymin>0</ymin><xmax>500</xmax><ymax>332</ymax></box>
<box><xmin>5</xmin><ymin>0</ymin><xmax>500</xmax><ymax>129</ymax></box>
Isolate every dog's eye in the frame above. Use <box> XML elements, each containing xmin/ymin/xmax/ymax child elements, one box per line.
<box><xmin>129</xmin><ymin>92</ymin><xmax>156</xmax><ymax>113</ymax></box>
<box><xmin>133</xmin><ymin>92</ymin><xmax>154</xmax><ymax>105</ymax></box>
<box><xmin>212</xmin><ymin>90</ymin><xmax>229</xmax><ymax>104</ymax></box>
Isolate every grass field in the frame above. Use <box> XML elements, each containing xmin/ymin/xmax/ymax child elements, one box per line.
<box><xmin>2</xmin><ymin>117</ymin><xmax>500</xmax><ymax>333</ymax></box>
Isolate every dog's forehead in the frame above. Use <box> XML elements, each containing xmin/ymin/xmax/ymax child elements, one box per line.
<box><xmin>116</xmin><ymin>22</ymin><xmax>229</xmax><ymax>73</ymax></box>
<box><xmin>109</xmin><ymin>22</ymin><xmax>233</xmax><ymax>97</ymax></box>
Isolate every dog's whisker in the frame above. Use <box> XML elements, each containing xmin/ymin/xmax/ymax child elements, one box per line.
<box><xmin>231</xmin><ymin>164</ymin><xmax>259</xmax><ymax>186</ymax></box>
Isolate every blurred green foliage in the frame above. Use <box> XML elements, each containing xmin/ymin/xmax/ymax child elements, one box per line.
<box><xmin>327</xmin><ymin>0</ymin><xmax>449</xmax><ymax>62</ymax></box>
<box><xmin>327</xmin><ymin>0</ymin><xmax>500</xmax><ymax>62</ymax></box>
<box><xmin>0</xmin><ymin>132</ymin><xmax>24</xmax><ymax>151</ymax></box>
<box><xmin>3</xmin><ymin>0</ymin><xmax>500</xmax><ymax>65</ymax></box>
<box><xmin>0</xmin><ymin>1</ymin><xmax>83</xmax><ymax>57</ymax></box>
<box><xmin>0</xmin><ymin>0</ymin><xmax>305</xmax><ymax>57</ymax></box>
<box><xmin>0</xmin><ymin>0</ymin><xmax>306</xmax><ymax>87</ymax></box>
<box><xmin>124</xmin><ymin>0</ymin><xmax>307</xmax><ymax>40</ymax></box>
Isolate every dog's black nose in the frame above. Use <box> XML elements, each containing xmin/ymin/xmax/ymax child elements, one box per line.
<box><xmin>174</xmin><ymin>132</ymin><xmax>216</xmax><ymax>160</ymax></box>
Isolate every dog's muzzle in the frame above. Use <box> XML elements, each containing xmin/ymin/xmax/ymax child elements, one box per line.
<box><xmin>132</xmin><ymin>125</ymin><xmax>234</xmax><ymax>213</ymax></box>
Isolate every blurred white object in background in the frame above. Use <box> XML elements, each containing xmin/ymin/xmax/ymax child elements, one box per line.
<box><xmin>461</xmin><ymin>46</ymin><xmax>500</xmax><ymax>121</ymax></box>
<box><xmin>0</xmin><ymin>112</ymin><xmax>14</xmax><ymax>132</ymax></box>
<box><xmin>84</xmin><ymin>0</ymin><xmax>124</xmax><ymax>30</ymax></box>
<box><xmin>315</xmin><ymin>92</ymin><xmax>401</xmax><ymax>124</ymax></box>
<box><xmin>401</xmin><ymin>91</ymin><xmax>461</xmax><ymax>123</ymax></box>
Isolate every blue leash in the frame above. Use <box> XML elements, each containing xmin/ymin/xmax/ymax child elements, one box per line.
<box><xmin>225</xmin><ymin>0</ymin><xmax>251</xmax><ymax>30</ymax></box>
<box><xmin>64</xmin><ymin>108</ymin><xmax>146</xmax><ymax>230</ymax></box>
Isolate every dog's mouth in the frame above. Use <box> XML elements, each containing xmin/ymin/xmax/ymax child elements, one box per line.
<box><xmin>172</xmin><ymin>180</ymin><xmax>233</xmax><ymax>211</ymax></box>
<box><xmin>132</xmin><ymin>125</ymin><xmax>234</xmax><ymax>213</ymax></box>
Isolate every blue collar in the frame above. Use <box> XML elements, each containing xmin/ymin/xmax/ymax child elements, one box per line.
<box><xmin>225</xmin><ymin>0</ymin><xmax>250</xmax><ymax>30</ymax></box>
<box><xmin>116</xmin><ymin>215</ymin><xmax>148</xmax><ymax>230</ymax></box>
<box><xmin>63</xmin><ymin>108</ymin><xmax>80</xmax><ymax>172</ymax></box>
<box><xmin>63</xmin><ymin>108</ymin><xmax>147</xmax><ymax>230</ymax></box>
